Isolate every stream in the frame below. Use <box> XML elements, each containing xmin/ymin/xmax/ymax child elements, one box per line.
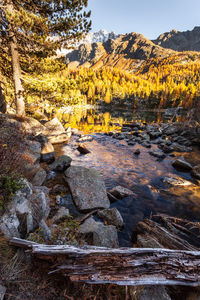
<box><xmin>56</xmin><ymin>106</ymin><xmax>200</xmax><ymax>247</ymax></box>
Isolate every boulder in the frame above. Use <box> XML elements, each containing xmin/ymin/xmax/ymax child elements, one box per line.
<box><xmin>21</xmin><ymin>117</ymin><xmax>46</xmax><ymax>135</ymax></box>
<box><xmin>97</xmin><ymin>208</ymin><xmax>124</xmax><ymax>229</ymax></box>
<box><xmin>49</xmin><ymin>155</ymin><xmax>72</xmax><ymax>172</ymax></box>
<box><xmin>191</xmin><ymin>165</ymin><xmax>200</xmax><ymax>180</ymax></box>
<box><xmin>43</xmin><ymin>117</ymin><xmax>65</xmax><ymax>136</ymax></box>
<box><xmin>79</xmin><ymin>217</ymin><xmax>118</xmax><ymax>248</ymax></box>
<box><xmin>31</xmin><ymin>168</ymin><xmax>47</xmax><ymax>186</ymax></box>
<box><xmin>110</xmin><ymin>185</ymin><xmax>135</xmax><ymax>199</ymax></box>
<box><xmin>64</xmin><ymin>166</ymin><xmax>110</xmax><ymax>211</ymax></box>
<box><xmin>172</xmin><ymin>158</ymin><xmax>192</xmax><ymax>171</ymax></box>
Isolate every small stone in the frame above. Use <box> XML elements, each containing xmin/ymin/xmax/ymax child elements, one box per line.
<box><xmin>0</xmin><ymin>284</ymin><xmax>6</xmax><ymax>300</ymax></box>
<box><xmin>110</xmin><ymin>185</ymin><xmax>135</xmax><ymax>199</ymax></box>
<box><xmin>47</xmin><ymin>132</ymin><xmax>71</xmax><ymax>144</ymax></box>
<box><xmin>191</xmin><ymin>165</ymin><xmax>200</xmax><ymax>180</ymax></box>
<box><xmin>49</xmin><ymin>155</ymin><xmax>72</xmax><ymax>172</ymax></box>
<box><xmin>172</xmin><ymin>158</ymin><xmax>192</xmax><ymax>171</ymax></box>
<box><xmin>134</xmin><ymin>149</ymin><xmax>140</xmax><ymax>155</ymax></box>
<box><xmin>77</xmin><ymin>144</ymin><xmax>91</xmax><ymax>154</ymax></box>
<box><xmin>97</xmin><ymin>208</ymin><xmax>124</xmax><ymax>229</ymax></box>
<box><xmin>39</xmin><ymin>219</ymin><xmax>52</xmax><ymax>241</ymax></box>
<box><xmin>52</xmin><ymin>207</ymin><xmax>70</xmax><ymax>224</ymax></box>
<box><xmin>149</xmin><ymin>151</ymin><xmax>166</xmax><ymax>159</ymax></box>
<box><xmin>32</xmin><ymin>168</ymin><xmax>47</xmax><ymax>186</ymax></box>
<box><xmin>162</xmin><ymin>176</ymin><xmax>192</xmax><ymax>186</ymax></box>
<box><xmin>79</xmin><ymin>217</ymin><xmax>118</xmax><ymax>248</ymax></box>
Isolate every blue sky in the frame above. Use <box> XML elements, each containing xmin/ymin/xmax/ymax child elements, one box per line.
<box><xmin>87</xmin><ymin>0</ymin><xmax>200</xmax><ymax>39</ymax></box>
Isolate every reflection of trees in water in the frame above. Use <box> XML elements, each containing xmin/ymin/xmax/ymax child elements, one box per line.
<box><xmin>54</xmin><ymin>106</ymin><xmax>185</xmax><ymax>133</ymax></box>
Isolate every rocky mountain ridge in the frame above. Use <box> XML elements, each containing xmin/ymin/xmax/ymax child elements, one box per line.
<box><xmin>66</xmin><ymin>32</ymin><xmax>174</xmax><ymax>70</ymax></box>
<box><xmin>153</xmin><ymin>26</ymin><xmax>200</xmax><ymax>52</ymax></box>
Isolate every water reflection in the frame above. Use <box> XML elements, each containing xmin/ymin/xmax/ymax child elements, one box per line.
<box><xmin>52</xmin><ymin>105</ymin><xmax>185</xmax><ymax>133</ymax></box>
<box><xmin>53</xmin><ymin>104</ymin><xmax>199</xmax><ymax>246</ymax></box>
<box><xmin>60</xmin><ymin>133</ymin><xmax>200</xmax><ymax>247</ymax></box>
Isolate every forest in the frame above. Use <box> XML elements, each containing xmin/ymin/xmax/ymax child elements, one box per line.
<box><xmin>15</xmin><ymin>52</ymin><xmax>200</xmax><ymax>113</ymax></box>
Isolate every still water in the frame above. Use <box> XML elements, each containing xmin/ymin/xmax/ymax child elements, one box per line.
<box><xmin>57</xmin><ymin>105</ymin><xmax>200</xmax><ymax>247</ymax></box>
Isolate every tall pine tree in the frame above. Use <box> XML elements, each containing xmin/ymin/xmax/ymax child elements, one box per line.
<box><xmin>0</xmin><ymin>0</ymin><xmax>91</xmax><ymax>115</ymax></box>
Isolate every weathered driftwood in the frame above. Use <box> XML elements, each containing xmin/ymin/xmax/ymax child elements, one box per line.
<box><xmin>10</xmin><ymin>237</ymin><xmax>200</xmax><ymax>287</ymax></box>
<box><xmin>134</xmin><ymin>214</ymin><xmax>200</xmax><ymax>250</ymax></box>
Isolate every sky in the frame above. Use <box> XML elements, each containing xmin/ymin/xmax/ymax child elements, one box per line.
<box><xmin>87</xmin><ymin>0</ymin><xmax>200</xmax><ymax>39</ymax></box>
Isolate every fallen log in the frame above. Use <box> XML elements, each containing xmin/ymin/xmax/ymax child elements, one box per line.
<box><xmin>10</xmin><ymin>237</ymin><xmax>200</xmax><ymax>287</ymax></box>
<box><xmin>134</xmin><ymin>214</ymin><xmax>200</xmax><ymax>250</ymax></box>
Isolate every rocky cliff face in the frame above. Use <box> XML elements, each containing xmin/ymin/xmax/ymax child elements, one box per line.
<box><xmin>153</xmin><ymin>27</ymin><xmax>200</xmax><ymax>51</ymax></box>
<box><xmin>66</xmin><ymin>32</ymin><xmax>174</xmax><ymax>70</ymax></box>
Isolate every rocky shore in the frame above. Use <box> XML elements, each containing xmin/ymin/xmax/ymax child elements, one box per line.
<box><xmin>0</xmin><ymin>113</ymin><xmax>200</xmax><ymax>299</ymax></box>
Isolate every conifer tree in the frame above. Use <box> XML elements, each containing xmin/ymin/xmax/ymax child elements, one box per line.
<box><xmin>0</xmin><ymin>0</ymin><xmax>91</xmax><ymax>115</ymax></box>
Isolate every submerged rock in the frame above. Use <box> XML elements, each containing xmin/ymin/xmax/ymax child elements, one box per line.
<box><xmin>64</xmin><ymin>166</ymin><xmax>110</xmax><ymax>211</ymax></box>
<box><xmin>110</xmin><ymin>185</ymin><xmax>135</xmax><ymax>199</ymax></box>
<box><xmin>79</xmin><ymin>217</ymin><xmax>118</xmax><ymax>248</ymax></box>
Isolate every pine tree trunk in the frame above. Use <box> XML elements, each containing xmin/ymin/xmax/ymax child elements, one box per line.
<box><xmin>0</xmin><ymin>75</ymin><xmax>7</xmax><ymax>113</ymax></box>
<box><xmin>8</xmin><ymin>24</ymin><xmax>25</xmax><ymax>116</ymax></box>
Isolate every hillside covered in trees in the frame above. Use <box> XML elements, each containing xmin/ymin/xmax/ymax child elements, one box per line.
<box><xmin>20</xmin><ymin>52</ymin><xmax>200</xmax><ymax>112</ymax></box>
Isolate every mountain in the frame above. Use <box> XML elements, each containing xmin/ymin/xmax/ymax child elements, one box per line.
<box><xmin>66</xmin><ymin>32</ymin><xmax>174</xmax><ymax>70</ymax></box>
<box><xmin>56</xmin><ymin>30</ymin><xmax>119</xmax><ymax>57</ymax></box>
<box><xmin>82</xmin><ymin>29</ymin><xmax>119</xmax><ymax>44</ymax></box>
<box><xmin>153</xmin><ymin>26</ymin><xmax>200</xmax><ymax>51</ymax></box>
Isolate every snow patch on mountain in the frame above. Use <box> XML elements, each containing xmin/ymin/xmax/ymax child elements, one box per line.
<box><xmin>56</xmin><ymin>30</ymin><xmax>119</xmax><ymax>57</ymax></box>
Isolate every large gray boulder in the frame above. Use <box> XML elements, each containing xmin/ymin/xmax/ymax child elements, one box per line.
<box><xmin>64</xmin><ymin>166</ymin><xmax>110</xmax><ymax>211</ymax></box>
<box><xmin>79</xmin><ymin>217</ymin><xmax>118</xmax><ymax>248</ymax></box>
